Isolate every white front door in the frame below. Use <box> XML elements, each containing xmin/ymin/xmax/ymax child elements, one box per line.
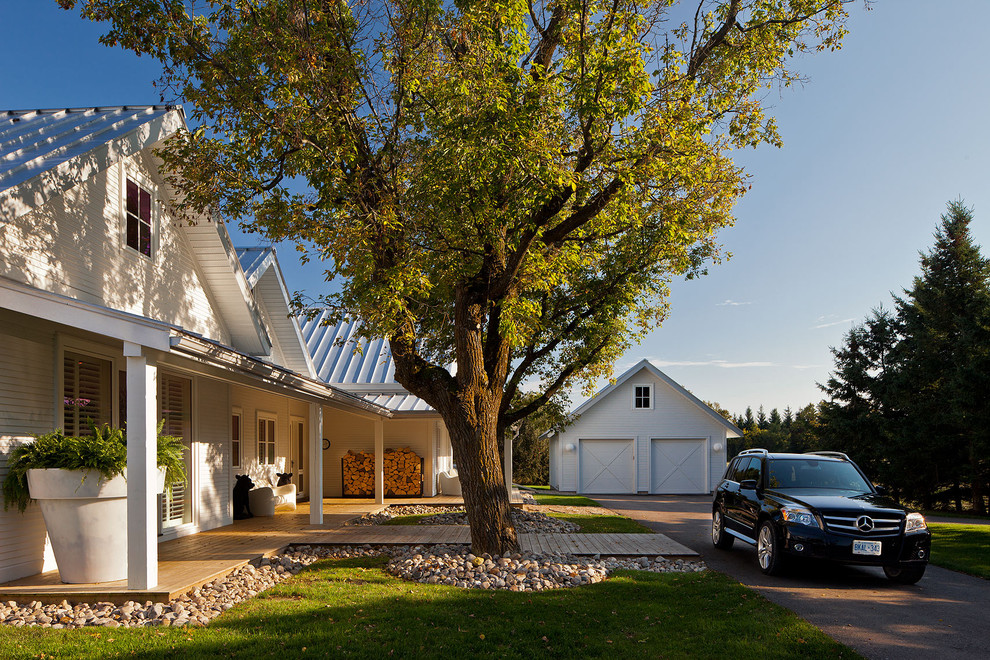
<box><xmin>579</xmin><ymin>439</ymin><xmax>635</xmax><ymax>493</ymax></box>
<box><xmin>650</xmin><ymin>439</ymin><xmax>707</xmax><ymax>494</ymax></box>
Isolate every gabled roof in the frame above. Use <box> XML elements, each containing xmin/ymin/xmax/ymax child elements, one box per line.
<box><xmin>0</xmin><ymin>104</ymin><xmax>276</xmax><ymax>356</ymax></box>
<box><xmin>299</xmin><ymin>312</ymin><xmax>434</xmax><ymax>412</ymax></box>
<box><xmin>565</xmin><ymin>359</ymin><xmax>742</xmax><ymax>437</ymax></box>
<box><xmin>236</xmin><ymin>247</ymin><xmax>317</xmax><ymax>378</ymax></box>
<box><xmin>0</xmin><ymin>106</ymin><xmax>184</xmax><ymax>220</ymax></box>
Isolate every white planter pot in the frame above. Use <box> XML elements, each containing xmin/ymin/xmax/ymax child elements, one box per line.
<box><xmin>26</xmin><ymin>467</ymin><xmax>167</xmax><ymax>584</ymax></box>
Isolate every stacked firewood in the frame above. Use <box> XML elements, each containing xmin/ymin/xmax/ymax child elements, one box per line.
<box><xmin>342</xmin><ymin>450</ymin><xmax>375</xmax><ymax>496</ymax></box>
<box><xmin>384</xmin><ymin>447</ymin><xmax>423</xmax><ymax>497</ymax></box>
<box><xmin>341</xmin><ymin>448</ymin><xmax>423</xmax><ymax>497</ymax></box>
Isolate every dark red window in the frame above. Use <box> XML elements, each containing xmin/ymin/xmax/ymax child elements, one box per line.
<box><xmin>126</xmin><ymin>178</ymin><xmax>152</xmax><ymax>256</ymax></box>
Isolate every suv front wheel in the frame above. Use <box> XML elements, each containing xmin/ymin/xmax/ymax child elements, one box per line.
<box><xmin>757</xmin><ymin>521</ymin><xmax>786</xmax><ymax>575</ymax></box>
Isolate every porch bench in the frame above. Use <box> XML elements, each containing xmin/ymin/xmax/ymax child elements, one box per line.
<box><xmin>249</xmin><ymin>484</ymin><xmax>297</xmax><ymax>517</ymax></box>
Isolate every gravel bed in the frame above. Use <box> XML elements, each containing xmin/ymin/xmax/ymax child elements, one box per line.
<box><xmin>386</xmin><ymin>544</ymin><xmax>706</xmax><ymax>591</ymax></box>
<box><xmin>348</xmin><ymin>504</ymin><xmax>465</xmax><ymax>526</ymax></box>
<box><xmin>0</xmin><ymin>543</ymin><xmax>705</xmax><ymax>629</ymax></box>
<box><xmin>350</xmin><ymin>504</ymin><xmax>578</xmax><ymax>533</ymax></box>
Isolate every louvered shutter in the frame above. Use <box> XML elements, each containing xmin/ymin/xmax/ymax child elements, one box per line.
<box><xmin>160</xmin><ymin>373</ymin><xmax>192</xmax><ymax>527</ymax></box>
<box><xmin>63</xmin><ymin>353</ymin><xmax>111</xmax><ymax>436</ymax></box>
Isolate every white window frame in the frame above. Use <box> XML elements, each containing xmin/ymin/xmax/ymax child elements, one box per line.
<box><xmin>55</xmin><ymin>335</ymin><xmax>120</xmax><ymax>435</ymax></box>
<box><xmin>120</xmin><ymin>165</ymin><xmax>159</xmax><ymax>260</ymax></box>
<box><xmin>633</xmin><ymin>384</ymin><xmax>653</xmax><ymax>410</ymax></box>
<box><xmin>231</xmin><ymin>407</ymin><xmax>243</xmax><ymax>469</ymax></box>
<box><xmin>257</xmin><ymin>412</ymin><xmax>277</xmax><ymax>466</ymax></box>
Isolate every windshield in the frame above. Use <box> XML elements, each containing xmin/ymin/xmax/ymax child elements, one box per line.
<box><xmin>767</xmin><ymin>458</ymin><xmax>873</xmax><ymax>492</ymax></box>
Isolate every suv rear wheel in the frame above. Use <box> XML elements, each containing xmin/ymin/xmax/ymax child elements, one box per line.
<box><xmin>883</xmin><ymin>564</ymin><xmax>926</xmax><ymax>585</ymax></box>
<box><xmin>757</xmin><ymin>521</ymin><xmax>786</xmax><ymax>575</ymax></box>
<box><xmin>711</xmin><ymin>508</ymin><xmax>734</xmax><ymax>549</ymax></box>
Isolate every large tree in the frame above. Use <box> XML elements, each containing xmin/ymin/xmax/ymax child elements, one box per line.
<box><xmin>890</xmin><ymin>202</ymin><xmax>990</xmax><ymax>513</ymax></box>
<box><xmin>64</xmin><ymin>0</ymin><xmax>849</xmax><ymax>553</ymax></box>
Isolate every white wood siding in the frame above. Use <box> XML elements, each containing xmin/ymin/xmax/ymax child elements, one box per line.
<box><xmin>229</xmin><ymin>384</ymin><xmax>309</xmax><ymax>488</ymax></box>
<box><xmin>0</xmin><ymin>313</ymin><xmax>58</xmax><ymax>582</ymax></box>
<box><xmin>554</xmin><ymin>366</ymin><xmax>729</xmax><ymax>494</ymax></box>
<box><xmin>0</xmin><ymin>151</ymin><xmax>231</xmax><ymax>344</ymax></box>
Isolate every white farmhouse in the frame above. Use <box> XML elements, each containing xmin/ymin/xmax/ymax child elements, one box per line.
<box><xmin>548</xmin><ymin>359</ymin><xmax>741</xmax><ymax>494</ymax></box>
<box><xmin>0</xmin><ymin>106</ymin><xmax>461</xmax><ymax>589</ymax></box>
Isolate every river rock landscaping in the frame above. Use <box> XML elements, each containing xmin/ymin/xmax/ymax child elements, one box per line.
<box><xmin>349</xmin><ymin>504</ymin><xmax>580</xmax><ymax>533</ymax></box>
<box><xmin>0</xmin><ymin>543</ymin><xmax>705</xmax><ymax>629</ymax></box>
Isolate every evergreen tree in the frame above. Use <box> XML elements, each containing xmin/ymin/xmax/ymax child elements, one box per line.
<box><xmin>818</xmin><ymin>308</ymin><xmax>897</xmax><ymax>490</ymax></box>
<box><xmin>743</xmin><ymin>407</ymin><xmax>756</xmax><ymax>431</ymax></box>
<box><xmin>788</xmin><ymin>404</ymin><xmax>821</xmax><ymax>454</ymax></box>
<box><xmin>756</xmin><ymin>405</ymin><xmax>769</xmax><ymax>430</ymax></box>
<box><xmin>890</xmin><ymin>202</ymin><xmax>990</xmax><ymax>513</ymax></box>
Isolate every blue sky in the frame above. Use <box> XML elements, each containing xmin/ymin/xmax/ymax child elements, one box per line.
<box><xmin>3</xmin><ymin>1</ymin><xmax>988</xmax><ymax>414</ymax></box>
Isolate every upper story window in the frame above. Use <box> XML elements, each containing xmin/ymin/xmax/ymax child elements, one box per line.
<box><xmin>634</xmin><ymin>384</ymin><xmax>652</xmax><ymax>409</ymax></box>
<box><xmin>125</xmin><ymin>178</ymin><xmax>153</xmax><ymax>257</ymax></box>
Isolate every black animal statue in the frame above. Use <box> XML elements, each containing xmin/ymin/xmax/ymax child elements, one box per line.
<box><xmin>232</xmin><ymin>474</ymin><xmax>255</xmax><ymax>519</ymax></box>
<box><xmin>275</xmin><ymin>472</ymin><xmax>293</xmax><ymax>487</ymax></box>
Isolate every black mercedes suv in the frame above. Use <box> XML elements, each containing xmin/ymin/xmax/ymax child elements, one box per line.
<box><xmin>712</xmin><ymin>449</ymin><xmax>931</xmax><ymax>584</ymax></box>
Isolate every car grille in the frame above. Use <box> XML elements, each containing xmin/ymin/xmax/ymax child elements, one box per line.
<box><xmin>821</xmin><ymin>514</ymin><xmax>902</xmax><ymax>536</ymax></box>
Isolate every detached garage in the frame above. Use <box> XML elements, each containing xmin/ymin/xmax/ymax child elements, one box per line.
<box><xmin>548</xmin><ymin>360</ymin><xmax>742</xmax><ymax>495</ymax></box>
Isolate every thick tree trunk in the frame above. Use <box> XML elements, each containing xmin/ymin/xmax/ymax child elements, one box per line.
<box><xmin>442</xmin><ymin>406</ymin><xmax>519</xmax><ymax>555</ymax></box>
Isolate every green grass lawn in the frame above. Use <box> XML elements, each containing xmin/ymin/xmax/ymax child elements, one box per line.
<box><xmin>928</xmin><ymin>523</ymin><xmax>990</xmax><ymax>579</ymax></box>
<box><xmin>548</xmin><ymin>513</ymin><xmax>654</xmax><ymax>534</ymax></box>
<box><xmin>529</xmin><ymin>492</ymin><xmax>602</xmax><ymax>507</ymax></box>
<box><xmin>381</xmin><ymin>514</ymin><xmax>434</xmax><ymax>526</ymax></box>
<box><xmin>0</xmin><ymin>556</ymin><xmax>859</xmax><ymax>659</ymax></box>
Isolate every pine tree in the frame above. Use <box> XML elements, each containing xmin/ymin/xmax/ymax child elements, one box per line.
<box><xmin>891</xmin><ymin>202</ymin><xmax>990</xmax><ymax>513</ymax></box>
<box><xmin>818</xmin><ymin>308</ymin><xmax>897</xmax><ymax>490</ymax></box>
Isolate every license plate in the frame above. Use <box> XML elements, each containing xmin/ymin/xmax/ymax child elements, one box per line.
<box><xmin>853</xmin><ymin>540</ymin><xmax>882</xmax><ymax>556</ymax></box>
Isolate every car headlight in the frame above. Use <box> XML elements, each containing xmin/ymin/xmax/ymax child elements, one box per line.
<box><xmin>780</xmin><ymin>506</ymin><xmax>819</xmax><ymax>528</ymax></box>
<box><xmin>905</xmin><ymin>512</ymin><xmax>927</xmax><ymax>532</ymax></box>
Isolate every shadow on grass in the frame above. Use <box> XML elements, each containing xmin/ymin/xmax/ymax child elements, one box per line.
<box><xmin>0</xmin><ymin>557</ymin><xmax>859</xmax><ymax>660</ymax></box>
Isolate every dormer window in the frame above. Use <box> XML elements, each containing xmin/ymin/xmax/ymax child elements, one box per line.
<box><xmin>634</xmin><ymin>385</ymin><xmax>652</xmax><ymax>409</ymax></box>
<box><xmin>125</xmin><ymin>178</ymin><xmax>153</xmax><ymax>257</ymax></box>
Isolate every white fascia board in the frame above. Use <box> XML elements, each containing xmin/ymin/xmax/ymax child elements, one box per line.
<box><xmin>0</xmin><ymin>110</ymin><xmax>186</xmax><ymax>222</ymax></box>
<box><xmin>0</xmin><ymin>276</ymin><xmax>172</xmax><ymax>351</ymax></box>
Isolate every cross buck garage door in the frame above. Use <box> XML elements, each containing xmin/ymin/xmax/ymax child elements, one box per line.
<box><xmin>579</xmin><ymin>439</ymin><xmax>635</xmax><ymax>494</ymax></box>
<box><xmin>651</xmin><ymin>439</ymin><xmax>707</xmax><ymax>494</ymax></box>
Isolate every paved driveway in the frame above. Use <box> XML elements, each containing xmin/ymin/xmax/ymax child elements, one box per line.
<box><xmin>594</xmin><ymin>494</ymin><xmax>990</xmax><ymax>660</ymax></box>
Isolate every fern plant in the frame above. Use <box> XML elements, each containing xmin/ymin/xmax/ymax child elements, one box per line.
<box><xmin>2</xmin><ymin>423</ymin><xmax>186</xmax><ymax>513</ymax></box>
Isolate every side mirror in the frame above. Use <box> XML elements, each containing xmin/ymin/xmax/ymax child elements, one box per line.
<box><xmin>739</xmin><ymin>479</ymin><xmax>758</xmax><ymax>491</ymax></box>
<box><xmin>874</xmin><ymin>485</ymin><xmax>886</xmax><ymax>494</ymax></box>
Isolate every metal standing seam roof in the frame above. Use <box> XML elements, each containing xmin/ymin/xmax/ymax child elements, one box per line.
<box><xmin>299</xmin><ymin>310</ymin><xmax>435</xmax><ymax>412</ymax></box>
<box><xmin>0</xmin><ymin>106</ymin><xmax>180</xmax><ymax>195</ymax></box>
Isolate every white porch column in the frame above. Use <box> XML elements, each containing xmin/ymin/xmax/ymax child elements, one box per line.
<box><xmin>374</xmin><ymin>418</ymin><xmax>385</xmax><ymax>504</ymax></box>
<box><xmin>124</xmin><ymin>342</ymin><xmax>158</xmax><ymax>590</ymax></box>
<box><xmin>309</xmin><ymin>404</ymin><xmax>323</xmax><ymax>525</ymax></box>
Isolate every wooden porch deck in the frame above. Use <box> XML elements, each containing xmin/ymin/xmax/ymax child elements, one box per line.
<box><xmin>0</xmin><ymin>498</ymin><xmax>692</xmax><ymax>605</ymax></box>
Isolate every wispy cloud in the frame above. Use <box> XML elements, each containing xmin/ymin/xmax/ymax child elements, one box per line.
<box><xmin>813</xmin><ymin>317</ymin><xmax>856</xmax><ymax>329</ymax></box>
<box><xmin>717</xmin><ymin>299</ymin><xmax>752</xmax><ymax>306</ymax></box>
<box><xmin>653</xmin><ymin>359</ymin><xmax>776</xmax><ymax>369</ymax></box>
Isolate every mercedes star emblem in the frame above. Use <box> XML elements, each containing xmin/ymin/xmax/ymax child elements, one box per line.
<box><xmin>856</xmin><ymin>515</ymin><xmax>875</xmax><ymax>532</ymax></box>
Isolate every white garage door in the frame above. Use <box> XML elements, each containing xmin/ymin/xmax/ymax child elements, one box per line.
<box><xmin>651</xmin><ymin>439</ymin><xmax>707</xmax><ymax>494</ymax></box>
<box><xmin>580</xmin><ymin>439</ymin><xmax>635</xmax><ymax>494</ymax></box>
